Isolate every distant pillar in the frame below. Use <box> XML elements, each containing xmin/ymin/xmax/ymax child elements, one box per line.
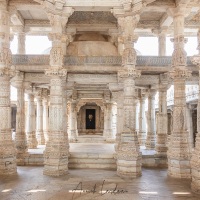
<box><xmin>145</xmin><ymin>89</ymin><xmax>157</xmax><ymax>149</ymax></box>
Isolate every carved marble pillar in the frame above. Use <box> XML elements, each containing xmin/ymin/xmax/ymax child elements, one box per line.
<box><xmin>116</xmin><ymin>14</ymin><xmax>142</xmax><ymax>178</ymax></box>
<box><xmin>26</xmin><ymin>93</ymin><xmax>37</xmax><ymax>148</ymax></box>
<box><xmin>0</xmin><ymin>2</ymin><xmax>17</xmax><ymax>174</ymax></box>
<box><xmin>12</xmin><ymin>72</ymin><xmax>28</xmax><ymax>165</ymax></box>
<box><xmin>138</xmin><ymin>89</ymin><xmax>147</xmax><ymax>146</ymax></box>
<box><xmin>111</xmin><ymin>90</ymin><xmax>124</xmax><ymax>151</ymax></box>
<box><xmin>190</xmin><ymin>28</ymin><xmax>200</xmax><ymax>193</ymax></box>
<box><xmin>145</xmin><ymin>89</ymin><xmax>157</xmax><ymax>150</ymax></box>
<box><xmin>103</xmin><ymin>102</ymin><xmax>114</xmax><ymax>141</ymax></box>
<box><xmin>43</xmin><ymin>11</ymin><xmax>73</xmax><ymax>176</ymax></box>
<box><xmin>70</xmin><ymin>101</ymin><xmax>78</xmax><ymax>141</ymax></box>
<box><xmin>167</xmin><ymin>6</ymin><xmax>192</xmax><ymax>179</ymax></box>
<box><xmin>43</xmin><ymin>93</ymin><xmax>49</xmax><ymax>143</ymax></box>
<box><xmin>36</xmin><ymin>93</ymin><xmax>45</xmax><ymax>145</ymax></box>
<box><xmin>156</xmin><ymin>78</ymin><xmax>169</xmax><ymax>156</ymax></box>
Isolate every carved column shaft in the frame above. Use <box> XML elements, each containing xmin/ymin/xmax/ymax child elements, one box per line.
<box><xmin>15</xmin><ymin>80</ymin><xmax>28</xmax><ymax>164</ymax></box>
<box><xmin>159</xmin><ymin>33</ymin><xmax>166</xmax><ymax>56</ymax></box>
<box><xmin>156</xmin><ymin>86</ymin><xmax>168</xmax><ymax>156</ymax></box>
<box><xmin>0</xmin><ymin>3</ymin><xmax>17</xmax><ymax>174</ymax></box>
<box><xmin>44</xmin><ymin>76</ymin><xmax>69</xmax><ymax>176</ymax></box>
<box><xmin>70</xmin><ymin>101</ymin><xmax>78</xmax><ymax>141</ymax></box>
<box><xmin>145</xmin><ymin>89</ymin><xmax>156</xmax><ymax>149</ymax></box>
<box><xmin>36</xmin><ymin>95</ymin><xmax>45</xmax><ymax>145</ymax></box>
<box><xmin>17</xmin><ymin>32</ymin><xmax>25</xmax><ymax>54</ymax></box>
<box><xmin>26</xmin><ymin>93</ymin><xmax>37</xmax><ymax>148</ymax></box>
<box><xmin>190</xmin><ymin>27</ymin><xmax>200</xmax><ymax>193</ymax></box>
<box><xmin>43</xmin><ymin>97</ymin><xmax>49</xmax><ymax>143</ymax></box>
<box><xmin>103</xmin><ymin>102</ymin><xmax>114</xmax><ymax>141</ymax></box>
<box><xmin>138</xmin><ymin>91</ymin><xmax>147</xmax><ymax>146</ymax></box>
<box><xmin>167</xmin><ymin>6</ymin><xmax>191</xmax><ymax>179</ymax></box>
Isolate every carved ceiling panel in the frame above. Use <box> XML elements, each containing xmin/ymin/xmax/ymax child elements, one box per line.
<box><xmin>68</xmin><ymin>11</ymin><xmax>117</xmax><ymax>25</ymax></box>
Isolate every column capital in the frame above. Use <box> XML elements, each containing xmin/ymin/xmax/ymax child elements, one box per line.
<box><xmin>11</xmin><ymin>71</ymin><xmax>24</xmax><ymax>88</ymax></box>
<box><xmin>118</xmin><ymin>68</ymin><xmax>141</xmax><ymax>79</ymax></box>
<box><xmin>169</xmin><ymin>68</ymin><xmax>191</xmax><ymax>80</ymax></box>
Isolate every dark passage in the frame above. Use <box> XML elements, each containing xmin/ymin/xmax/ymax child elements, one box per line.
<box><xmin>86</xmin><ymin>109</ymin><xmax>95</xmax><ymax>129</ymax></box>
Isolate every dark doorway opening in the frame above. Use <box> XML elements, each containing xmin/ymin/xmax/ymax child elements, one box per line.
<box><xmin>86</xmin><ymin>109</ymin><xmax>95</xmax><ymax>129</ymax></box>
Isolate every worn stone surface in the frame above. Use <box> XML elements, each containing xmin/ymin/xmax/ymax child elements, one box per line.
<box><xmin>0</xmin><ymin>167</ymin><xmax>199</xmax><ymax>200</ymax></box>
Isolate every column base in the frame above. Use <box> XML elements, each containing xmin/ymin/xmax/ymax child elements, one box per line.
<box><xmin>155</xmin><ymin>145</ymin><xmax>168</xmax><ymax>156</ymax></box>
<box><xmin>117</xmin><ymin>131</ymin><xmax>142</xmax><ymax>178</ymax></box>
<box><xmin>27</xmin><ymin>131</ymin><xmax>38</xmax><ymax>149</ymax></box>
<box><xmin>138</xmin><ymin>131</ymin><xmax>146</xmax><ymax>146</ymax></box>
<box><xmin>43</xmin><ymin>138</ymin><xmax>69</xmax><ymax>176</ymax></box>
<box><xmin>0</xmin><ymin>142</ymin><xmax>17</xmax><ymax>175</ymax></box>
<box><xmin>117</xmin><ymin>159</ymin><xmax>142</xmax><ymax>178</ymax></box>
<box><xmin>43</xmin><ymin>163</ymin><xmax>68</xmax><ymax>177</ymax></box>
<box><xmin>191</xmin><ymin>132</ymin><xmax>200</xmax><ymax>193</ymax></box>
<box><xmin>36</xmin><ymin>131</ymin><xmax>45</xmax><ymax>145</ymax></box>
<box><xmin>16</xmin><ymin>152</ymin><xmax>29</xmax><ymax>166</ymax></box>
<box><xmin>191</xmin><ymin>180</ymin><xmax>200</xmax><ymax>194</ymax></box>
<box><xmin>168</xmin><ymin>159</ymin><xmax>191</xmax><ymax>179</ymax></box>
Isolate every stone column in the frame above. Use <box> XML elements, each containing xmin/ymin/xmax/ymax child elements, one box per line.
<box><xmin>145</xmin><ymin>89</ymin><xmax>157</xmax><ymax>149</ymax></box>
<box><xmin>70</xmin><ymin>101</ymin><xmax>78</xmax><ymax>141</ymax></box>
<box><xmin>135</xmin><ymin>96</ymin><xmax>140</xmax><ymax>133</ymax></box>
<box><xmin>36</xmin><ymin>92</ymin><xmax>45</xmax><ymax>145</ymax></box>
<box><xmin>111</xmin><ymin>90</ymin><xmax>124</xmax><ymax>151</ymax></box>
<box><xmin>103</xmin><ymin>102</ymin><xmax>114</xmax><ymax>141</ymax></box>
<box><xmin>17</xmin><ymin>29</ymin><xmax>26</xmax><ymax>54</ymax></box>
<box><xmin>116</xmin><ymin>14</ymin><xmax>142</xmax><ymax>178</ymax></box>
<box><xmin>0</xmin><ymin>2</ymin><xmax>17</xmax><ymax>174</ymax></box>
<box><xmin>12</xmin><ymin>72</ymin><xmax>28</xmax><ymax>165</ymax></box>
<box><xmin>138</xmin><ymin>89</ymin><xmax>147</xmax><ymax>146</ymax></box>
<box><xmin>26</xmin><ymin>93</ymin><xmax>37</xmax><ymax>148</ymax></box>
<box><xmin>155</xmin><ymin>75</ymin><xmax>169</xmax><ymax>156</ymax></box>
<box><xmin>167</xmin><ymin>5</ymin><xmax>192</xmax><ymax>179</ymax></box>
<box><xmin>43</xmin><ymin>92</ymin><xmax>49</xmax><ymax>143</ymax></box>
<box><xmin>158</xmin><ymin>32</ymin><xmax>166</xmax><ymax>56</ymax></box>
<box><xmin>43</xmin><ymin>8</ymin><xmax>74</xmax><ymax>175</ymax></box>
<box><xmin>190</xmin><ymin>28</ymin><xmax>200</xmax><ymax>193</ymax></box>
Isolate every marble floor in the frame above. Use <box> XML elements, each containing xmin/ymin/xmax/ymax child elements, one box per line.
<box><xmin>0</xmin><ymin>166</ymin><xmax>199</xmax><ymax>200</ymax></box>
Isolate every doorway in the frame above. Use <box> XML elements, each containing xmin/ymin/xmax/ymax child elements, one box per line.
<box><xmin>86</xmin><ymin>109</ymin><xmax>95</xmax><ymax>129</ymax></box>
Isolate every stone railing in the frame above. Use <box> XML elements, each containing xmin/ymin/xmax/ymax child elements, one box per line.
<box><xmin>12</xmin><ymin>55</ymin><xmax>196</xmax><ymax>67</ymax></box>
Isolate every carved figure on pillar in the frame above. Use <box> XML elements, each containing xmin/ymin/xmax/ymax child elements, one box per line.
<box><xmin>0</xmin><ymin>1</ymin><xmax>17</xmax><ymax>174</ymax></box>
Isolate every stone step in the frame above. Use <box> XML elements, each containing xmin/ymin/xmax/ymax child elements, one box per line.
<box><xmin>74</xmin><ymin>135</ymin><xmax>107</xmax><ymax>143</ymax></box>
<box><xmin>69</xmin><ymin>152</ymin><xmax>117</xmax><ymax>169</ymax></box>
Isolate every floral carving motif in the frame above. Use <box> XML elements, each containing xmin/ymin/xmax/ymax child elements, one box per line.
<box><xmin>50</xmin><ymin>46</ymin><xmax>63</xmax><ymax>67</ymax></box>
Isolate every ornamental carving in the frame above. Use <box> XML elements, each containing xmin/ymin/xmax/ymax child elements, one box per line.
<box><xmin>0</xmin><ymin>46</ymin><xmax>12</xmax><ymax>68</ymax></box>
<box><xmin>171</xmin><ymin>36</ymin><xmax>187</xmax><ymax>68</ymax></box>
<box><xmin>50</xmin><ymin>46</ymin><xmax>63</xmax><ymax>67</ymax></box>
<box><xmin>118</xmin><ymin>68</ymin><xmax>141</xmax><ymax>79</ymax></box>
<box><xmin>172</xmin><ymin>47</ymin><xmax>187</xmax><ymax>67</ymax></box>
<box><xmin>45</xmin><ymin>67</ymin><xmax>67</xmax><ymax>77</ymax></box>
<box><xmin>169</xmin><ymin>68</ymin><xmax>191</xmax><ymax>79</ymax></box>
<box><xmin>122</xmin><ymin>46</ymin><xmax>137</xmax><ymax>67</ymax></box>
